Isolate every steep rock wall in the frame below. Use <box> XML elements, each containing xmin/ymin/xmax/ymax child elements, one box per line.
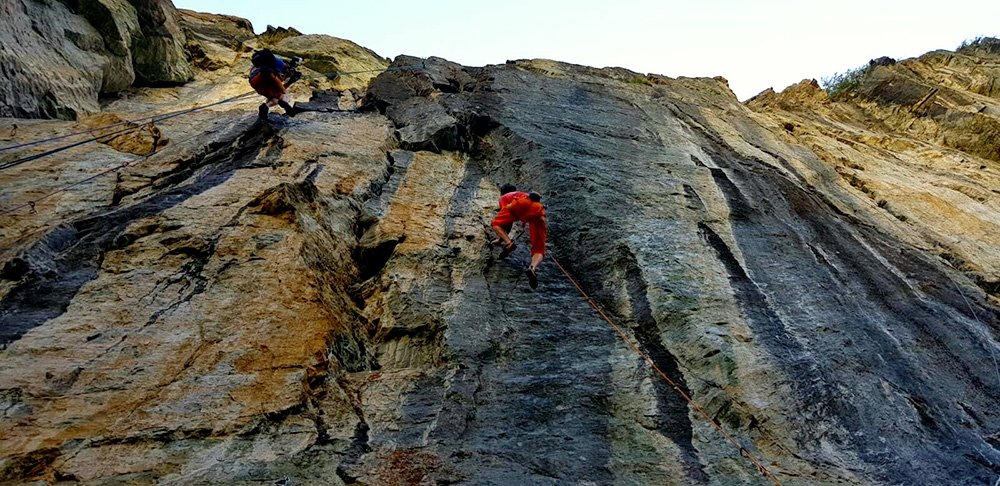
<box><xmin>0</xmin><ymin>28</ymin><xmax>999</xmax><ymax>486</ymax></box>
<box><xmin>357</xmin><ymin>56</ymin><xmax>1000</xmax><ymax>485</ymax></box>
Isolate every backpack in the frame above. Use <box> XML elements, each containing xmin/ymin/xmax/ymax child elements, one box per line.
<box><xmin>251</xmin><ymin>49</ymin><xmax>279</xmax><ymax>71</ymax></box>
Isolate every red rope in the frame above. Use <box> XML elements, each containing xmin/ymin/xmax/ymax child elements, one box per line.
<box><xmin>549</xmin><ymin>255</ymin><xmax>783</xmax><ymax>485</ymax></box>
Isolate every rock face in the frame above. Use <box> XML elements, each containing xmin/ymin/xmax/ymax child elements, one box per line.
<box><xmin>178</xmin><ymin>9</ymin><xmax>255</xmax><ymax>71</ymax></box>
<box><xmin>747</xmin><ymin>46</ymin><xmax>1000</xmax><ymax>296</ymax></box>
<box><xmin>0</xmin><ymin>0</ymin><xmax>194</xmax><ymax>120</ymax></box>
<box><xmin>270</xmin><ymin>35</ymin><xmax>390</xmax><ymax>90</ymax></box>
<box><xmin>129</xmin><ymin>0</ymin><xmax>195</xmax><ymax>85</ymax></box>
<box><xmin>1</xmin><ymin>17</ymin><xmax>1000</xmax><ymax>486</ymax></box>
<box><xmin>0</xmin><ymin>0</ymin><xmax>118</xmax><ymax>119</ymax></box>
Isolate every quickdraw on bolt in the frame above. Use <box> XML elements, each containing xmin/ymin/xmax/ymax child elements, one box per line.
<box><xmin>28</xmin><ymin>201</ymin><xmax>36</xmax><ymax>214</ymax></box>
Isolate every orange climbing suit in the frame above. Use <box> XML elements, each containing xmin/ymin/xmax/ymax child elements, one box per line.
<box><xmin>249</xmin><ymin>68</ymin><xmax>286</xmax><ymax>101</ymax></box>
<box><xmin>496</xmin><ymin>191</ymin><xmax>528</xmax><ymax>233</ymax></box>
<box><xmin>491</xmin><ymin>193</ymin><xmax>547</xmax><ymax>255</ymax></box>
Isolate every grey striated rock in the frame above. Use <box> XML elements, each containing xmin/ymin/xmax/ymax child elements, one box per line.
<box><xmin>360</xmin><ymin>55</ymin><xmax>1000</xmax><ymax>485</ymax></box>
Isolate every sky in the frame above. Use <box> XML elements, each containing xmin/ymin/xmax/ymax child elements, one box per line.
<box><xmin>175</xmin><ymin>0</ymin><xmax>1000</xmax><ymax>100</ymax></box>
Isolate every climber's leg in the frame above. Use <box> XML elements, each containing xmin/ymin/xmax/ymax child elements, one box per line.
<box><xmin>526</xmin><ymin>218</ymin><xmax>546</xmax><ymax>288</ymax></box>
<box><xmin>528</xmin><ymin>218</ymin><xmax>547</xmax><ymax>266</ymax></box>
<box><xmin>278</xmin><ymin>93</ymin><xmax>296</xmax><ymax>117</ymax></box>
<box><xmin>492</xmin><ymin>208</ymin><xmax>517</xmax><ymax>258</ymax></box>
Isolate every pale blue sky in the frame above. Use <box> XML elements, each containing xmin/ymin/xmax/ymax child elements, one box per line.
<box><xmin>176</xmin><ymin>0</ymin><xmax>1000</xmax><ymax>100</ymax></box>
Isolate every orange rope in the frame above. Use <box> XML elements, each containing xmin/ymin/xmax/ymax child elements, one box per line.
<box><xmin>549</xmin><ymin>255</ymin><xmax>783</xmax><ymax>486</ymax></box>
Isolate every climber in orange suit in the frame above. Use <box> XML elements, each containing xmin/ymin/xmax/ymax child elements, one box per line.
<box><xmin>495</xmin><ymin>183</ymin><xmax>528</xmax><ymax>235</ymax></box>
<box><xmin>249</xmin><ymin>49</ymin><xmax>302</xmax><ymax>119</ymax></box>
<box><xmin>492</xmin><ymin>189</ymin><xmax>547</xmax><ymax>289</ymax></box>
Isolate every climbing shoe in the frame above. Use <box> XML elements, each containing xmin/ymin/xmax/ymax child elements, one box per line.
<box><xmin>527</xmin><ymin>267</ymin><xmax>538</xmax><ymax>289</ymax></box>
<box><xmin>258</xmin><ymin>103</ymin><xmax>269</xmax><ymax>120</ymax></box>
<box><xmin>278</xmin><ymin>100</ymin><xmax>296</xmax><ymax>117</ymax></box>
<box><xmin>498</xmin><ymin>242</ymin><xmax>516</xmax><ymax>259</ymax></box>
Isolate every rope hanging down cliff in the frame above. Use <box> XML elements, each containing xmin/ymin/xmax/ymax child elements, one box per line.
<box><xmin>0</xmin><ymin>122</ymin><xmax>228</xmax><ymax>220</ymax></box>
<box><xmin>548</xmin><ymin>255</ymin><xmax>785</xmax><ymax>486</ymax></box>
<box><xmin>0</xmin><ymin>64</ymin><xmax>425</xmax><ymax>173</ymax></box>
<box><xmin>0</xmin><ymin>95</ymin><xmax>247</xmax><ymax>154</ymax></box>
<box><xmin>0</xmin><ymin>92</ymin><xmax>257</xmax><ymax>173</ymax></box>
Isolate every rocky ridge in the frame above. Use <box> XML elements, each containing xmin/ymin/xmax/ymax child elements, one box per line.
<box><xmin>1</xmin><ymin>6</ymin><xmax>999</xmax><ymax>486</ymax></box>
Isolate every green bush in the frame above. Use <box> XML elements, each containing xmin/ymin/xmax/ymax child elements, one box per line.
<box><xmin>627</xmin><ymin>76</ymin><xmax>652</xmax><ymax>86</ymax></box>
<box><xmin>820</xmin><ymin>64</ymin><xmax>872</xmax><ymax>99</ymax></box>
<box><xmin>958</xmin><ymin>36</ymin><xmax>985</xmax><ymax>51</ymax></box>
<box><xmin>958</xmin><ymin>36</ymin><xmax>1000</xmax><ymax>55</ymax></box>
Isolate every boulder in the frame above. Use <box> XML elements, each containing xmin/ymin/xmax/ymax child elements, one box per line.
<box><xmin>393</xmin><ymin>99</ymin><xmax>463</xmax><ymax>152</ymax></box>
<box><xmin>76</xmin><ymin>0</ymin><xmax>141</xmax><ymax>92</ymax></box>
<box><xmin>178</xmin><ymin>9</ymin><xmax>255</xmax><ymax>71</ymax></box>
<box><xmin>271</xmin><ymin>34</ymin><xmax>389</xmax><ymax>90</ymax></box>
<box><xmin>177</xmin><ymin>9</ymin><xmax>254</xmax><ymax>50</ymax></box>
<box><xmin>130</xmin><ymin>0</ymin><xmax>194</xmax><ymax>84</ymax></box>
<box><xmin>365</xmin><ymin>56</ymin><xmax>487</xmax><ymax>152</ymax></box>
<box><xmin>366</xmin><ymin>56</ymin><xmax>473</xmax><ymax>111</ymax></box>
<box><xmin>0</xmin><ymin>0</ymin><xmax>112</xmax><ymax>119</ymax></box>
<box><xmin>869</xmin><ymin>56</ymin><xmax>897</xmax><ymax>67</ymax></box>
<box><xmin>0</xmin><ymin>0</ymin><xmax>194</xmax><ymax>119</ymax></box>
